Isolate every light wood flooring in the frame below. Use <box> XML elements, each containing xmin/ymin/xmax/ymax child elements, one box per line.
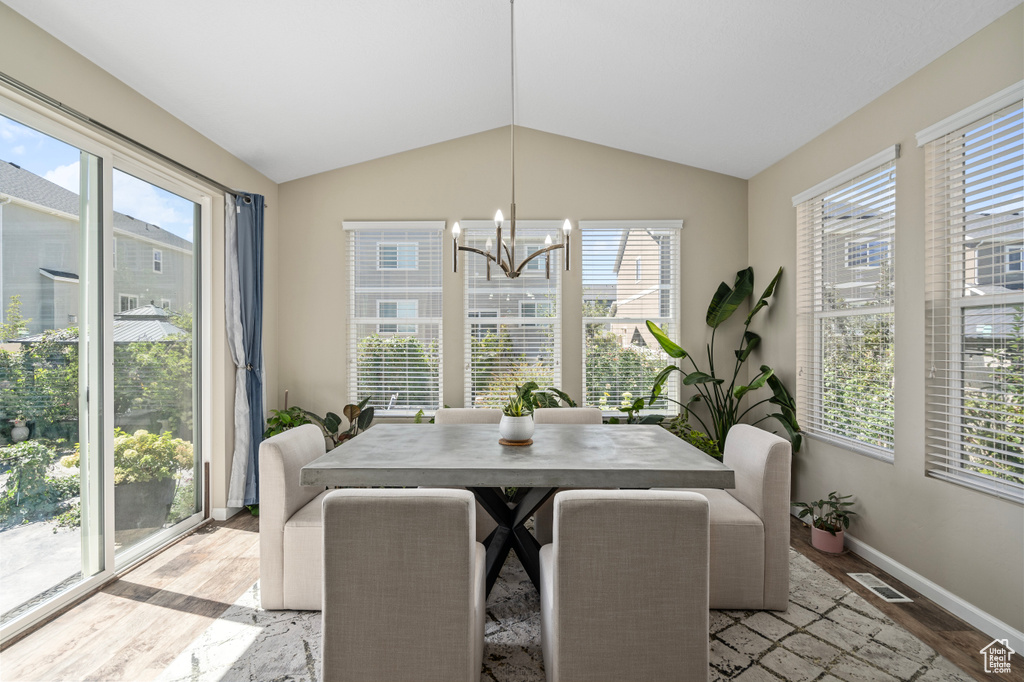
<box><xmin>0</xmin><ymin>512</ymin><xmax>1017</xmax><ymax>682</ymax></box>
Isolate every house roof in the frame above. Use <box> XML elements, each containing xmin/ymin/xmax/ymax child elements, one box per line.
<box><xmin>3</xmin><ymin>1</ymin><xmax>1018</xmax><ymax>183</ymax></box>
<box><xmin>0</xmin><ymin>161</ymin><xmax>193</xmax><ymax>251</ymax></box>
<box><xmin>15</xmin><ymin>304</ymin><xmax>187</xmax><ymax>344</ymax></box>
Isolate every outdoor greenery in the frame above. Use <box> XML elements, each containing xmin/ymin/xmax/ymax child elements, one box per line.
<box><xmin>646</xmin><ymin>267</ymin><xmax>801</xmax><ymax>455</ymax></box>
<box><xmin>0</xmin><ymin>439</ymin><xmax>79</xmax><ymax>527</ymax></box>
<box><xmin>960</xmin><ymin>305</ymin><xmax>1024</xmax><ymax>487</ymax></box>
<box><xmin>794</xmin><ymin>491</ymin><xmax>857</xmax><ymax>535</ymax></box>
<box><xmin>819</xmin><ymin>263</ymin><xmax>895</xmax><ymax>450</ymax></box>
<box><xmin>61</xmin><ymin>429</ymin><xmax>194</xmax><ymax>485</ymax></box>
<box><xmin>356</xmin><ymin>334</ymin><xmax>438</xmax><ymax>410</ymax></box>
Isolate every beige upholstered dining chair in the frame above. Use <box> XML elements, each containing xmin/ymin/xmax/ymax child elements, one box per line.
<box><xmin>659</xmin><ymin>423</ymin><xmax>792</xmax><ymax>610</ymax></box>
<box><xmin>322</xmin><ymin>488</ymin><xmax>485</xmax><ymax>682</ymax></box>
<box><xmin>433</xmin><ymin>407</ymin><xmax>503</xmax><ymax>424</ymax></box>
<box><xmin>532</xmin><ymin>407</ymin><xmax>604</xmax><ymax>544</ymax></box>
<box><xmin>540</xmin><ymin>490</ymin><xmax>710</xmax><ymax>682</ymax></box>
<box><xmin>258</xmin><ymin>423</ymin><xmax>329</xmax><ymax>610</ymax></box>
<box><xmin>532</xmin><ymin>407</ymin><xmax>603</xmax><ymax>424</ymax></box>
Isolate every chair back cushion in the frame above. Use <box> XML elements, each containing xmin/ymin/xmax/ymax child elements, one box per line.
<box><xmin>551</xmin><ymin>489</ymin><xmax>709</xmax><ymax>681</ymax></box>
<box><xmin>723</xmin><ymin>423</ymin><xmax>792</xmax><ymax>609</ymax></box>
<box><xmin>433</xmin><ymin>407</ymin><xmax>502</xmax><ymax>424</ymax></box>
<box><xmin>533</xmin><ymin>407</ymin><xmax>603</xmax><ymax>424</ymax></box>
<box><xmin>259</xmin><ymin>423</ymin><xmax>327</xmax><ymax>609</ymax></box>
<box><xmin>322</xmin><ymin>488</ymin><xmax>478</xmax><ymax>682</ymax></box>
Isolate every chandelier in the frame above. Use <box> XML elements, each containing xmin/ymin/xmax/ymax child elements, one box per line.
<box><xmin>451</xmin><ymin>0</ymin><xmax>571</xmax><ymax>280</ymax></box>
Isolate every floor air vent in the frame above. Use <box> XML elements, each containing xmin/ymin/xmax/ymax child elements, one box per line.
<box><xmin>847</xmin><ymin>573</ymin><xmax>913</xmax><ymax>603</ymax></box>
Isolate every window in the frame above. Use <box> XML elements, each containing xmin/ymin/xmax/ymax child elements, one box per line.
<box><xmin>519</xmin><ymin>300</ymin><xmax>553</xmax><ymax>318</ymax></box>
<box><xmin>119</xmin><ymin>294</ymin><xmax>138</xmax><ymax>312</ymax></box>
<box><xmin>160</xmin><ymin>299</ymin><xmax>171</xmax><ymax>310</ymax></box>
<box><xmin>580</xmin><ymin>221</ymin><xmax>682</xmax><ymax>412</ymax></box>
<box><xmin>152</xmin><ymin>248</ymin><xmax>162</xmax><ymax>273</ymax></box>
<box><xmin>463</xmin><ymin>220</ymin><xmax>561</xmax><ymax>408</ymax></box>
<box><xmin>795</xmin><ymin>147</ymin><xmax>898</xmax><ymax>460</ymax></box>
<box><xmin>918</xmin><ymin>84</ymin><xmax>1023</xmax><ymax>502</ymax></box>
<box><xmin>377</xmin><ymin>242</ymin><xmax>418</xmax><ymax>270</ymax></box>
<box><xmin>377</xmin><ymin>300</ymin><xmax>417</xmax><ymax>334</ymax></box>
<box><xmin>346</xmin><ymin>221</ymin><xmax>442</xmax><ymax>414</ymax></box>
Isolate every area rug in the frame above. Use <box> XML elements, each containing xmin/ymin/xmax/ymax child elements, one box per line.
<box><xmin>157</xmin><ymin>549</ymin><xmax>972</xmax><ymax>682</ymax></box>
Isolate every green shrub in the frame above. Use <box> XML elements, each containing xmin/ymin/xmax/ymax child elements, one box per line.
<box><xmin>0</xmin><ymin>439</ymin><xmax>79</xmax><ymax>524</ymax></box>
<box><xmin>62</xmin><ymin>429</ymin><xmax>193</xmax><ymax>485</ymax></box>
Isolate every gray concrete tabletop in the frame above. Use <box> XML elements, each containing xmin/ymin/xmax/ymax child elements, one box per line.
<box><xmin>300</xmin><ymin>423</ymin><xmax>734</xmax><ymax>489</ymax></box>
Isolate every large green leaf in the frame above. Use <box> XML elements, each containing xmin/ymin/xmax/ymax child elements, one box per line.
<box><xmin>323</xmin><ymin>412</ymin><xmax>342</xmax><ymax>434</ymax></box>
<box><xmin>646</xmin><ymin>320</ymin><xmax>687</xmax><ymax>358</ymax></box>
<box><xmin>733</xmin><ymin>365</ymin><xmax>774</xmax><ymax>400</ymax></box>
<box><xmin>734</xmin><ymin>331</ymin><xmax>761</xmax><ymax>363</ymax></box>
<box><xmin>707</xmin><ymin>268</ymin><xmax>754</xmax><ymax>328</ymax></box>
<box><xmin>683</xmin><ymin>371</ymin><xmax>723</xmax><ymax>386</ymax></box>
<box><xmin>357</xmin><ymin>406</ymin><xmax>375</xmax><ymax>432</ymax></box>
<box><xmin>745</xmin><ymin>267</ymin><xmax>782</xmax><ymax>325</ymax></box>
<box><xmin>648</xmin><ymin>365</ymin><xmax>681</xmax><ymax>405</ymax></box>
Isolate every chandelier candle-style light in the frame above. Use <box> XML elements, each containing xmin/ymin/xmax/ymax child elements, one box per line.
<box><xmin>451</xmin><ymin>0</ymin><xmax>571</xmax><ymax>280</ymax></box>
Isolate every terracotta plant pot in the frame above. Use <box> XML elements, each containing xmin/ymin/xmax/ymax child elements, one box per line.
<box><xmin>810</xmin><ymin>525</ymin><xmax>845</xmax><ymax>554</ymax></box>
<box><xmin>499</xmin><ymin>415</ymin><xmax>534</xmax><ymax>443</ymax></box>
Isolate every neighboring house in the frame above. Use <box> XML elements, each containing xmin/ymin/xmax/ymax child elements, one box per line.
<box><xmin>610</xmin><ymin>228</ymin><xmax>671</xmax><ymax>348</ymax></box>
<box><xmin>0</xmin><ymin>160</ymin><xmax>194</xmax><ymax>336</ymax></box>
<box><xmin>965</xmin><ymin>212</ymin><xmax>1023</xmax><ymax>292</ymax></box>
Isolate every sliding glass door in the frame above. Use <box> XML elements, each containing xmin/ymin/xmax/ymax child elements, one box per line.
<box><xmin>0</xmin><ymin>114</ymin><xmax>104</xmax><ymax>626</ymax></box>
<box><xmin>0</xmin><ymin>103</ymin><xmax>207</xmax><ymax>637</ymax></box>
<box><xmin>110</xmin><ymin>168</ymin><xmax>201</xmax><ymax>559</ymax></box>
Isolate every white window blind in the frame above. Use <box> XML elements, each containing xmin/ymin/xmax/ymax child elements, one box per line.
<box><xmin>922</xmin><ymin>94</ymin><xmax>1024</xmax><ymax>503</ymax></box>
<box><xmin>580</xmin><ymin>221</ymin><xmax>681</xmax><ymax>412</ymax></box>
<box><xmin>795</xmin><ymin>150</ymin><xmax>897</xmax><ymax>459</ymax></box>
<box><xmin>345</xmin><ymin>221</ymin><xmax>443</xmax><ymax>415</ymax></box>
<box><xmin>463</xmin><ymin>220</ymin><xmax>561</xmax><ymax>407</ymax></box>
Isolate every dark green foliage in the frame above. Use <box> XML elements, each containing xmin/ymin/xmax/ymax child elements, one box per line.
<box><xmin>647</xmin><ymin>267</ymin><xmax>801</xmax><ymax>454</ymax></box>
<box><xmin>794</xmin><ymin>492</ymin><xmax>857</xmax><ymax>535</ymax></box>
<box><xmin>0</xmin><ymin>440</ymin><xmax>79</xmax><ymax>526</ymax></box>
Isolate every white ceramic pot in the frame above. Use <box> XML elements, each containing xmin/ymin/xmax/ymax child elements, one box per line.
<box><xmin>499</xmin><ymin>415</ymin><xmax>534</xmax><ymax>443</ymax></box>
<box><xmin>11</xmin><ymin>421</ymin><xmax>29</xmax><ymax>443</ymax></box>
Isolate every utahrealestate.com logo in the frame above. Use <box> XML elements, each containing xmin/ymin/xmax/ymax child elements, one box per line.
<box><xmin>980</xmin><ymin>639</ymin><xmax>1015</xmax><ymax>675</ymax></box>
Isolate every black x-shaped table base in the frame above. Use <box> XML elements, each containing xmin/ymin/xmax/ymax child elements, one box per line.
<box><xmin>469</xmin><ymin>486</ymin><xmax>556</xmax><ymax>596</ymax></box>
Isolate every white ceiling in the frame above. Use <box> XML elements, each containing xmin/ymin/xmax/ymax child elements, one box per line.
<box><xmin>5</xmin><ymin>0</ymin><xmax>1019</xmax><ymax>183</ymax></box>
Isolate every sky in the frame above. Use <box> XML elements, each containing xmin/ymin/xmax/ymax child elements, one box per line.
<box><xmin>0</xmin><ymin>115</ymin><xmax>196</xmax><ymax>243</ymax></box>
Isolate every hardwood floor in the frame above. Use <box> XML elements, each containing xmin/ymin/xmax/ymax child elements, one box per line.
<box><xmin>789</xmin><ymin>516</ymin><xmax>1022</xmax><ymax>682</ymax></box>
<box><xmin>1</xmin><ymin>512</ymin><xmax>1016</xmax><ymax>682</ymax></box>
<box><xmin>1</xmin><ymin>512</ymin><xmax>259</xmax><ymax>682</ymax></box>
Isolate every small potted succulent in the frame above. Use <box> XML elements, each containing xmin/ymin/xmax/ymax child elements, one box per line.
<box><xmin>499</xmin><ymin>394</ymin><xmax>534</xmax><ymax>443</ymax></box>
<box><xmin>794</xmin><ymin>491</ymin><xmax>857</xmax><ymax>554</ymax></box>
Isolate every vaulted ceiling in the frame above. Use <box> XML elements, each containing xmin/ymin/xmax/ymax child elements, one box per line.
<box><xmin>5</xmin><ymin>0</ymin><xmax>1019</xmax><ymax>183</ymax></box>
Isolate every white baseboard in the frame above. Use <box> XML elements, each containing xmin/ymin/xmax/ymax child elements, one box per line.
<box><xmin>212</xmin><ymin>506</ymin><xmax>243</xmax><ymax>521</ymax></box>
<box><xmin>790</xmin><ymin>510</ymin><xmax>1023</xmax><ymax>652</ymax></box>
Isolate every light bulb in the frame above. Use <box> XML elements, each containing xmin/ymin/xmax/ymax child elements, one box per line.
<box><xmin>452</xmin><ymin>222</ymin><xmax>461</xmax><ymax>238</ymax></box>
<box><xmin>486</xmin><ymin>238</ymin><xmax>493</xmax><ymax>251</ymax></box>
<box><xmin>562</xmin><ymin>219</ymin><xmax>572</xmax><ymax>235</ymax></box>
<box><xmin>494</xmin><ymin>209</ymin><xmax>504</xmax><ymax>226</ymax></box>
<box><xmin>545</xmin><ymin>234</ymin><xmax>553</xmax><ymax>245</ymax></box>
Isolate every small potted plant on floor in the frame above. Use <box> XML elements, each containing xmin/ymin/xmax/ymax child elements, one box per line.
<box><xmin>499</xmin><ymin>394</ymin><xmax>534</xmax><ymax>444</ymax></box>
<box><xmin>794</xmin><ymin>491</ymin><xmax>857</xmax><ymax>554</ymax></box>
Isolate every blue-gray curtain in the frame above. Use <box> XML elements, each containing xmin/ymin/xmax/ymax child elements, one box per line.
<box><xmin>237</xmin><ymin>194</ymin><xmax>265</xmax><ymax>506</ymax></box>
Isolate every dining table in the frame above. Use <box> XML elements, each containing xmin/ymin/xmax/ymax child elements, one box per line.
<box><xmin>300</xmin><ymin>422</ymin><xmax>735</xmax><ymax>595</ymax></box>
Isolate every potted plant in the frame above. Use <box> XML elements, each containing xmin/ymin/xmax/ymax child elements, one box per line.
<box><xmin>62</xmin><ymin>428</ymin><xmax>193</xmax><ymax>540</ymax></box>
<box><xmin>10</xmin><ymin>414</ymin><xmax>30</xmax><ymax>443</ymax></box>
<box><xmin>499</xmin><ymin>394</ymin><xmax>534</xmax><ymax>443</ymax></box>
<box><xmin>794</xmin><ymin>491</ymin><xmax>857</xmax><ymax>554</ymax></box>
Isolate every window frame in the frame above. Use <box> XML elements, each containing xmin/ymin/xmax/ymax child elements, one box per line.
<box><xmin>376</xmin><ymin>241</ymin><xmax>418</xmax><ymax>271</ymax></box>
<box><xmin>793</xmin><ymin>146</ymin><xmax>899</xmax><ymax>462</ymax></box>
<box><xmin>578</xmin><ymin>220</ymin><xmax>683</xmax><ymax>416</ymax></box>
<box><xmin>918</xmin><ymin>83</ymin><xmax>1024</xmax><ymax>503</ymax></box>
<box><xmin>376</xmin><ymin>298</ymin><xmax>418</xmax><ymax>334</ymax></box>
<box><xmin>152</xmin><ymin>248</ymin><xmax>162</xmax><ymax>273</ymax></box>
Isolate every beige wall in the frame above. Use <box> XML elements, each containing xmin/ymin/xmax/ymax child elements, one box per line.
<box><xmin>748</xmin><ymin>5</ymin><xmax>1023</xmax><ymax>630</ymax></box>
<box><xmin>278</xmin><ymin>126</ymin><xmax>748</xmax><ymax>416</ymax></box>
<box><xmin>0</xmin><ymin>4</ymin><xmax>279</xmax><ymax>513</ymax></box>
